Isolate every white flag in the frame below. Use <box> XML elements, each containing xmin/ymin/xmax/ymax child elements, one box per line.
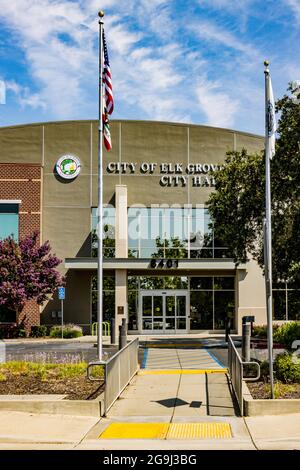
<box><xmin>267</xmin><ymin>75</ymin><xmax>276</xmax><ymax>158</ymax></box>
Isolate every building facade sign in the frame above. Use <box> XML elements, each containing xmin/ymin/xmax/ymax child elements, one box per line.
<box><xmin>56</xmin><ymin>155</ymin><xmax>81</xmax><ymax>180</ymax></box>
<box><xmin>106</xmin><ymin>161</ymin><xmax>220</xmax><ymax>187</ymax></box>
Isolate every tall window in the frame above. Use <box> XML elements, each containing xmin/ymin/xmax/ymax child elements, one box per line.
<box><xmin>91</xmin><ymin>275</ymin><xmax>115</xmax><ymax>324</ymax></box>
<box><xmin>273</xmin><ymin>281</ymin><xmax>300</xmax><ymax>321</ymax></box>
<box><xmin>190</xmin><ymin>276</ymin><xmax>235</xmax><ymax>330</ymax></box>
<box><xmin>91</xmin><ymin>206</ymin><xmax>115</xmax><ymax>258</ymax></box>
<box><xmin>128</xmin><ymin>207</ymin><xmax>228</xmax><ymax>259</ymax></box>
<box><xmin>0</xmin><ymin>203</ymin><xmax>19</xmax><ymax>240</ymax></box>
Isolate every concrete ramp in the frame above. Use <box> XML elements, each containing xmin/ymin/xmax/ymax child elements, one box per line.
<box><xmin>142</xmin><ymin>347</ymin><xmax>225</xmax><ymax>371</ymax></box>
<box><xmin>85</xmin><ymin>343</ymin><xmax>251</xmax><ymax>448</ymax></box>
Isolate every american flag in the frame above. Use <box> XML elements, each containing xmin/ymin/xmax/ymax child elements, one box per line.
<box><xmin>102</xmin><ymin>30</ymin><xmax>114</xmax><ymax>115</ymax></box>
<box><xmin>103</xmin><ymin>108</ymin><xmax>112</xmax><ymax>151</ymax></box>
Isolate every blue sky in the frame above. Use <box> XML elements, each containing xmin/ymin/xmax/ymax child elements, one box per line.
<box><xmin>0</xmin><ymin>0</ymin><xmax>300</xmax><ymax>134</ymax></box>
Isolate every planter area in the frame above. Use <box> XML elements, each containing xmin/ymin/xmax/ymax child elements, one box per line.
<box><xmin>248</xmin><ymin>381</ymin><xmax>300</xmax><ymax>399</ymax></box>
<box><xmin>0</xmin><ymin>362</ymin><xmax>104</xmax><ymax>400</ymax></box>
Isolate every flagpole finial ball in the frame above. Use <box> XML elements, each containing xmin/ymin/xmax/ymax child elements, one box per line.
<box><xmin>264</xmin><ymin>60</ymin><xmax>269</xmax><ymax>67</ymax></box>
<box><xmin>98</xmin><ymin>11</ymin><xmax>105</xmax><ymax>18</ymax></box>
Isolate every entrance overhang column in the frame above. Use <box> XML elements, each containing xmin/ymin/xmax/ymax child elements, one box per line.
<box><xmin>114</xmin><ymin>185</ymin><xmax>128</xmax><ymax>339</ymax></box>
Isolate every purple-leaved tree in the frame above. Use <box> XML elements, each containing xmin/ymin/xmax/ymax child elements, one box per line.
<box><xmin>0</xmin><ymin>232</ymin><xmax>64</xmax><ymax>321</ymax></box>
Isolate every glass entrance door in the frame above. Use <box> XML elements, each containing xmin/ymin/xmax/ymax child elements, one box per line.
<box><xmin>140</xmin><ymin>291</ymin><xmax>188</xmax><ymax>333</ymax></box>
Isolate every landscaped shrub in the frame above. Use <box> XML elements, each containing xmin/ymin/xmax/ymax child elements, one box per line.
<box><xmin>258</xmin><ymin>360</ymin><xmax>270</xmax><ymax>380</ymax></box>
<box><xmin>49</xmin><ymin>324</ymin><xmax>83</xmax><ymax>339</ymax></box>
<box><xmin>0</xmin><ymin>324</ymin><xmax>15</xmax><ymax>339</ymax></box>
<box><xmin>0</xmin><ymin>324</ymin><xmax>26</xmax><ymax>339</ymax></box>
<box><xmin>252</xmin><ymin>325</ymin><xmax>267</xmax><ymax>338</ymax></box>
<box><xmin>274</xmin><ymin>352</ymin><xmax>300</xmax><ymax>383</ymax></box>
<box><xmin>252</xmin><ymin>323</ymin><xmax>281</xmax><ymax>339</ymax></box>
<box><xmin>274</xmin><ymin>322</ymin><xmax>300</xmax><ymax>350</ymax></box>
<box><xmin>30</xmin><ymin>325</ymin><xmax>47</xmax><ymax>338</ymax></box>
<box><xmin>17</xmin><ymin>329</ymin><xmax>27</xmax><ymax>338</ymax></box>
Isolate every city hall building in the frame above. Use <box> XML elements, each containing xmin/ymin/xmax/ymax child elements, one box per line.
<box><xmin>0</xmin><ymin>119</ymin><xmax>290</xmax><ymax>337</ymax></box>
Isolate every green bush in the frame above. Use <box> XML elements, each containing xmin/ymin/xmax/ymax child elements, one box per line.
<box><xmin>252</xmin><ymin>325</ymin><xmax>267</xmax><ymax>338</ymax></box>
<box><xmin>274</xmin><ymin>322</ymin><xmax>300</xmax><ymax>350</ymax></box>
<box><xmin>259</xmin><ymin>360</ymin><xmax>270</xmax><ymax>380</ymax></box>
<box><xmin>252</xmin><ymin>323</ymin><xmax>281</xmax><ymax>339</ymax></box>
<box><xmin>49</xmin><ymin>324</ymin><xmax>83</xmax><ymax>339</ymax></box>
<box><xmin>17</xmin><ymin>328</ymin><xmax>27</xmax><ymax>338</ymax></box>
<box><xmin>274</xmin><ymin>352</ymin><xmax>300</xmax><ymax>383</ymax></box>
<box><xmin>30</xmin><ymin>325</ymin><xmax>47</xmax><ymax>338</ymax></box>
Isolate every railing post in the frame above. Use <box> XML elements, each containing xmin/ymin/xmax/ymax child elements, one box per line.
<box><xmin>242</xmin><ymin>322</ymin><xmax>251</xmax><ymax>362</ymax></box>
<box><xmin>104</xmin><ymin>363</ymin><xmax>108</xmax><ymax>416</ymax></box>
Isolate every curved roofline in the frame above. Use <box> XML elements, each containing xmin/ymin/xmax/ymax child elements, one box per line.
<box><xmin>0</xmin><ymin>119</ymin><xmax>263</xmax><ymax>139</ymax></box>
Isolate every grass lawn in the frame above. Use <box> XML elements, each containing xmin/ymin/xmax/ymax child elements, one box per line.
<box><xmin>0</xmin><ymin>362</ymin><xmax>104</xmax><ymax>400</ymax></box>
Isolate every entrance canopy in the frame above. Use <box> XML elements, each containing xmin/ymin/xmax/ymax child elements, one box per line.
<box><xmin>65</xmin><ymin>257</ymin><xmax>246</xmax><ymax>271</ymax></box>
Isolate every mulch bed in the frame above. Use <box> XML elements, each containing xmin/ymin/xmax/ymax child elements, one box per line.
<box><xmin>0</xmin><ymin>372</ymin><xmax>105</xmax><ymax>400</ymax></box>
<box><xmin>248</xmin><ymin>381</ymin><xmax>300</xmax><ymax>399</ymax></box>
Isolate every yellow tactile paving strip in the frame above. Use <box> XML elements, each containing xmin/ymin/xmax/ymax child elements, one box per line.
<box><xmin>167</xmin><ymin>423</ymin><xmax>232</xmax><ymax>439</ymax></box>
<box><xmin>139</xmin><ymin>369</ymin><xmax>228</xmax><ymax>375</ymax></box>
<box><xmin>100</xmin><ymin>423</ymin><xmax>169</xmax><ymax>439</ymax></box>
<box><xmin>99</xmin><ymin>422</ymin><xmax>232</xmax><ymax>440</ymax></box>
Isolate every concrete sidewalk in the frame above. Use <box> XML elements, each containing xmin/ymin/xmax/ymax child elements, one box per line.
<box><xmin>0</xmin><ymin>410</ymin><xmax>300</xmax><ymax>449</ymax></box>
<box><xmin>0</xmin><ymin>410</ymin><xmax>99</xmax><ymax>448</ymax></box>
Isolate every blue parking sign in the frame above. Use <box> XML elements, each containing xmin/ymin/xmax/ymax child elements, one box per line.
<box><xmin>58</xmin><ymin>287</ymin><xmax>65</xmax><ymax>300</ymax></box>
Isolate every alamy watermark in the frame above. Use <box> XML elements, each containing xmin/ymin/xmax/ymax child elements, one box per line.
<box><xmin>0</xmin><ymin>79</ymin><xmax>6</xmax><ymax>105</ymax></box>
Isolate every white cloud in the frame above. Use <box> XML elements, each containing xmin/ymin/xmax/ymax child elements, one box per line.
<box><xmin>199</xmin><ymin>0</ymin><xmax>254</xmax><ymax>10</ymax></box>
<box><xmin>190</xmin><ymin>20</ymin><xmax>258</xmax><ymax>59</ymax></box>
<box><xmin>285</xmin><ymin>0</ymin><xmax>300</xmax><ymax>22</ymax></box>
<box><xmin>195</xmin><ymin>79</ymin><xmax>239</xmax><ymax>128</ymax></box>
<box><xmin>0</xmin><ymin>0</ymin><xmax>189</xmax><ymax>122</ymax></box>
<box><xmin>0</xmin><ymin>1</ymin><xmax>101</xmax><ymax>118</ymax></box>
<box><xmin>0</xmin><ymin>0</ymin><xmax>291</xmax><ymax>134</ymax></box>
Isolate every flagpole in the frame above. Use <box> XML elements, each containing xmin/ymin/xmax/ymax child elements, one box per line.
<box><xmin>97</xmin><ymin>11</ymin><xmax>105</xmax><ymax>361</ymax></box>
<box><xmin>264</xmin><ymin>60</ymin><xmax>274</xmax><ymax>399</ymax></box>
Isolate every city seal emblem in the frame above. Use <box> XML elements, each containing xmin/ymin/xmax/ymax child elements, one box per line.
<box><xmin>56</xmin><ymin>155</ymin><xmax>81</xmax><ymax>180</ymax></box>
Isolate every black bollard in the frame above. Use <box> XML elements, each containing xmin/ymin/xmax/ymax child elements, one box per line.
<box><xmin>119</xmin><ymin>321</ymin><xmax>127</xmax><ymax>350</ymax></box>
<box><xmin>242</xmin><ymin>322</ymin><xmax>251</xmax><ymax>362</ymax></box>
<box><xmin>225</xmin><ymin>316</ymin><xmax>231</xmax><ymax>342</ymax></box>
<box><xmin>110</xmin><ymin>318</ymin><xmax>115</xmax><ymax>345</ymax></box>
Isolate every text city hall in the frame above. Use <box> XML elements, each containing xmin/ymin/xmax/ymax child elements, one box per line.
<box><xmin>106</xmin><ymin>162</ymin><xmax>221</xmax><ymax>187</ymax></box>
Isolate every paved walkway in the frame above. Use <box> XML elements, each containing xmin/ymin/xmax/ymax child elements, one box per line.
<box><xmin>142</xmin><ymin>347</ymin><xmax>224</xmax><ymax>370</ymax></box>
<box><xmin>83</xmin><ymin>342</ymin><xmax>249</xmax><ymax>448</ymax></box>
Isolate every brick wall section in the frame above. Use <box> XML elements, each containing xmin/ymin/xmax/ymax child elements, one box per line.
<box><xmin>18</xmin><ymin>301</ymin><xmax>41</xmax><ymax>330</ymax></box>
<box><xmin>0</xmin><ymin>163</ymin><xmax>42</xmax><ymax>332</ymax></box>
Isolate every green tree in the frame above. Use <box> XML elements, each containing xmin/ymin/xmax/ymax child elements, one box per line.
<box><xmin>151</xmin><ymin>236</ymin><xmax>188</xmax><ymax>259</ymax></box>
<box><xmin>207</xmin><ymin>84</ymin><xmax>300</xmax><ymax>283</ymax></box>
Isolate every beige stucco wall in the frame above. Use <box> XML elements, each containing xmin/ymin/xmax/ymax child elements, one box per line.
<box><xmin>0</xmin><ymin>119</ymin><xmax>266</xmax><ymax>332</ymax></box>
<box><xmin>236</xmin><ymin>259</ymin><xmax>267</xmax><ymax>334</ymax></box>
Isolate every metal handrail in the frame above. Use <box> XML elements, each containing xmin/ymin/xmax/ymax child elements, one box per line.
<box><xmin>228</xmin><ymin>335</ymin><xmax>260</xmax><ymax>415</ymax></box>
<box><xmin>87</xmin><ymin>338</ymin><xmax>139</xmax><ymax>415</ymax></box>
<box><xmin>102</xmin><ymin>337</ymin><xmax>138</xmax><ymax>366</ymax></box>
<box><xmin>86</xmin><ymin>337</ymin><xmax>138</xmax><ymax>380</ymax></box>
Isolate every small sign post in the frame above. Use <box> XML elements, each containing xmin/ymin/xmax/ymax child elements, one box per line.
<box><xmin>58</xmin><ymin>287</ymin><xmax>65</xmax><ymax>339</ymax></box>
